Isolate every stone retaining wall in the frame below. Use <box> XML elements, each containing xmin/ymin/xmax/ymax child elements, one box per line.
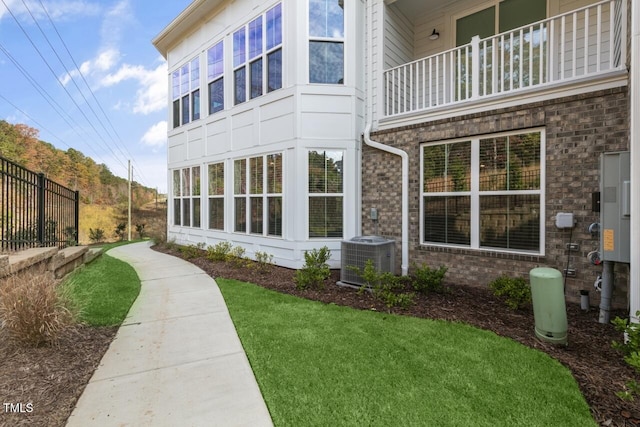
<box><xmin>0</xmin><ymin>246</ymin><xmax>102</xmax><ymax>280</ymax></box>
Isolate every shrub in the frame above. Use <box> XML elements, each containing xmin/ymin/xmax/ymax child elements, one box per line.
<box><xmin>612</xmin><ymin>311</ymin><xmax>640</xmax><ymax>401</ymax></box>
<box><xmin>89</xmin><ymin>227</ymin><xmax>105</xmax><ymax>244</ymax></box>
<box><xmin>135</xmin><ymin>223</ymin><xmax>146</xmax><ymax>239</ymax></box>
<box><xmin>64</xmin><ymin>226</ymin><xmax>77</xmax><ymax>246</ymax></box>
<box><xmin>352</xmin><ymin>260</ymin><xmax>414</xmax><ymax>310</ymax></box>
<box><xmin>114</xmin><ymin>223</ymin><xmax>126</xmax><ymax>241</ymax></box>
<box><xmin>227</xmin><ymin>246</ymin><xmax>247</xmax><ymax>268</ymax></box>
<box><xmin>179</xmin><ymin>242</ymin><xmax>205</xmax><ymax>259</ymax></box>
<box><xmin>0</xmin><ymin>269</ymin><xmax>77</xmax><ymax>346</ymax></box>
<box><xmin>254</xmin><ymin>251</ymin><xmax>274</xmax><ymax>273</ymax></box>
<box><xmin>411</xmin><ymin>263</ymin><xmax>448</xmax><ymax>294</ymax></box>
<box><xmin>206</xmin><ymin>241</ymin><xmax>232</xmax><ymax>261</ymax></box>
<box><xmin>489</xmin><ymin>275</ymin><xmax>531</xmax><ymax>310</ymax></box>
<box><xmin>295</xmin><ymin>246</ymin><xmax>331</xmax><ymax>290</ymax></box>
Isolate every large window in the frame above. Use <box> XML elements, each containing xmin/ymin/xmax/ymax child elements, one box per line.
<box><xmin>421</xmin><ymin>130</ymin><xmax>543</xmax><ymax>253</ymax></box>
<box><xmin>207</xmin><ymin>41</ymin><xmax>224</xmax><ymax>115</ymax></box>
<box><xmin>456</xmin><ymin>0</ymin><xmax>546</xmax><ymax>45</ymax></box>
<box><xmin>234</xmin><ymin>153</ymin><xmax>283</xmax><ymax>236</ymax></box>
<box><xmin>172</xmin><ymin>166</ymin><xmax>201</xmax><ymax>228</ymax></box>
<box><xmin>309</xmin><ymin>150</ymin><xmax>343</xmax><ymax>238</ymax></box>
<box><xmin>233</xmin><ymin>3</ymin><xmax>282</xmax><ymax>105</ymax></box>
<box><xmin>172</xmin><ymin>59</ymin><xmax>200</xmax><ymax>128</ymax></box>
<box><xmin>208</xmin><ymin>162</ymin><xmax>224</xmax><ymax>230</ymax></box>
<box><xmin>309</xmin><ymin>0</ymin><xmax>344</xmax><ymax>84</ymax></box>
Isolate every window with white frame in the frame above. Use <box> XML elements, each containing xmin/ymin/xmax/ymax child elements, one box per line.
<box><xmin>172</xmin><ymin>166</ymin><xmax>201</xmax><ymax>228</ymax></box>
<box><xmin>308</xmin><ymin>150</ymin><xmax>343</xmax><ymax>238</ymax></box>
<box><xmin>309</xmin><ymin>0</ymin><xmax>344</xmax><ymax>84</ymax></box>
<box><xmin>421</xmin><ymin>130</ymin><xmax>543</xmax><ymax>253</ymax></box>
<box><xmin>233</xmin><ymin>3</ymin><xmax>282</xmax><ymax>105</ymax></box>
<box><xmin>207</xmin><ymin>41</ymin><xmax>224</xmax><ymax>115</ymax></box>
<box><xmin>234</xmin><ymin>153</ymin><xmax>283</xmax><ymax>236</ymax></box>
<box><xmin>208</xmin><ymin>162</ymin><xmax>224</xmax><ymax>230</ymax></box>
<box><xmin>172</xmin><ymin>58</ymin><xmax>200</xmax><ymax>128</ymax></box>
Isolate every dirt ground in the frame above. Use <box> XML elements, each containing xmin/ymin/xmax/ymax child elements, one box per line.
<box><xmin>0</xmin><ymin>326</ymin><xmax>116</xmax><ymax>427</ymax></box>
<box><xmin>1</xmin><ymin>242</ymin><xmax>639</xmax><ymax>427</ymax></box>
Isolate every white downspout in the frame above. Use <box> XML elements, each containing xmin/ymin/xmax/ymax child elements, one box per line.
<box><xmin>363</xmin><ymin>0</ymin><xmax>409</xmax><ymax>276</ymax></box>
<box><xmin>630</xmin><ymin>0</ymin><xmax>640</xmax><ymax>322</ymax></box>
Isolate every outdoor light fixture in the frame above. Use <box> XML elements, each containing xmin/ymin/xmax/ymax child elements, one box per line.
<box><xmin>429</xmin><ymin>29</ymin><xmax>440</xmax><ymax>40</ymax></box>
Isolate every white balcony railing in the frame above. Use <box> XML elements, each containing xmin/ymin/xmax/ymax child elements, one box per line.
<box><xmin>383</xmin><ymin>0</ymin><xmax>626</xmax><ymax>117</ymax></box>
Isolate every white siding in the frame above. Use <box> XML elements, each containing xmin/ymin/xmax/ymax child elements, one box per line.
<box><xmin>260</xmin><ymin>96</ymin><xmax>295</xmax><ymax>145</ymax></box>
<box><xmin>162</xmin><ymin>0</ymin><xmax>363</xmax><ymax>269</ymax></box>
<box><xmin>187</xmin><ymin>127</ymin><xmax>204</xmax><ymax>160</ymax></box>
<box><xmin>205</xmin><ymin>118</ymin><xmax>229</xmax><ymax>155</ymax></box>
<box><xmin>384</xmin><ymin>4</ymin><xmax>414</xmax><ymax>69</ymax></box>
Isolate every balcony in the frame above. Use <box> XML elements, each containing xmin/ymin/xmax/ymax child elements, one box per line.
<box><xmin>382</xmin><ymin>0</ymin><xmax>627</xmax><ymax>119</ymax></box>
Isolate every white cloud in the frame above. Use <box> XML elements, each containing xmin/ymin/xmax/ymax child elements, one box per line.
<box><xmin>51</xmin><ymin>0</ymin><xmax>165</xmax><ymax>115</ymax></box>
<box><xmin>100</xmin><ymin>60</ymin><xmax>167</xmax><ymax>114</ymax></box>
<box><xmin>141</xmin><ymin>121</ymin><xmax>167</xmax><ymax>148</ymax></box>
<box><xmin>100</xmin><ymin>0</ymin><xmax>132</xmax><ymax>48</ymax></box>
<box><xmin>0</xmin><ymin>0</ymin><xmax>101</xmax><ymax>22</ymax></box>
<box><xmin>60</xmin><ymin>48</ymin><xmax>120</xmax><ymax>85</ymax></box>
<box><xmin>133</xmin><ymin>62</ymin><xmax>168</xmax><ymax>114</ymax></box>
<box><xmin>39</xmin><ymin>0</ymin><xmax>101</xmax><ymax>21</ymax></box>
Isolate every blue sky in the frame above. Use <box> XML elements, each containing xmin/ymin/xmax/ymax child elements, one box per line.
<box><xmin>0</xmin><ymin>0</ymin><xmax>193</xmax><ymax>193</ymax></box>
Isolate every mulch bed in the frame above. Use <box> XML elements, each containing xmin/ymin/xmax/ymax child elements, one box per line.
<box><xmin>156</xmin><ymin>244</ymin><xmax>640</xmax><ymax>427</ymax></box>
<box><xmin>0</xmin><ymin>325</ymin><xmax>117</xmax><ymax>427</ymax></box>
<box><xmin>1</xmin><ymin>243</ymin><xmax>638</xmax><ymax>426</ymax></box>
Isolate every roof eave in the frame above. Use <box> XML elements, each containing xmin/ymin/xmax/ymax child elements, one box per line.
<box><xmin>152</xmin><ymin>0</ymin><xmax>225</xmax><ymax>58</ymax></box>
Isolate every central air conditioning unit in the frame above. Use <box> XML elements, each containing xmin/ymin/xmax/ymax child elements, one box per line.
<box><xmin>340</xmin><ymin>236</ymin><xmax>395</xmax><ymax>286</ymax></box>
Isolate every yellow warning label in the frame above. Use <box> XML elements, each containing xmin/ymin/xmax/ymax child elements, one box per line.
<box><xmin>603</xmin><ymin>229</ymin><xmax>614</xmax><ymax>252</ymax></box>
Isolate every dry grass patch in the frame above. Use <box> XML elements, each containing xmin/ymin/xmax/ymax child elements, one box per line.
<box><xmin>0</xmin><ymin>268</ymin><xmax>78</xmax><ymax>346</ymax></box>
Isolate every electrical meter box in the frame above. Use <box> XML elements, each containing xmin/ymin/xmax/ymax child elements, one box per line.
<box><xmin>600</xmin><ymin>152</ymin><xmax>630</xmax><ymax>263</ymax></box>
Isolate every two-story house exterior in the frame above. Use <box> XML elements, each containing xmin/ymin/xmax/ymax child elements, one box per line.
<box><xmin>154</xmin><ymin>0</ymin><xmax>639</xmax><ymax>314</ymax></box>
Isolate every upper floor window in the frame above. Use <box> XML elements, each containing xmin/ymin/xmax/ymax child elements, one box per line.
<box><xmin>233</xmin><ymin>3</ymin><xmax>283</xmax><ymax>105</ymax></box>
<box><xmin>172</xmin><ymin>58</ymin><xmax>200</xmax><ymax>128</ymax></box>
<box><xmin>233</xmin><ymin>28</ymin><xmax>247</xmax><ymax>105</ymax></box>
<box><xmin>309</xmin><ymin>0</ymin><xmax>344</xmax><ymax>84</ymax></box>
<box><xmin>421</xmin><ymin>130</ymin><xmax>544</xmax><ymax>254</ymax></box>
<box><xmin>207</xmin><ymin>41</ymin><xmax>224</xmax><ymax>114</ymax></box>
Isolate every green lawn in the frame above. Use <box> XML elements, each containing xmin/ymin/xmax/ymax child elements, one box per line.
<box><xmin>62</xmin><ymin>249</ymin><xmax>140</xmax><ymax>326</ymax></box>
<box><xmin>218</xmin><ymin>278</ymin><xmax>595</xmax><ymax>427</ymax></box>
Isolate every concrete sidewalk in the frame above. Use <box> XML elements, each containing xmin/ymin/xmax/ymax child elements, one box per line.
<box><xmin>65</xmin><ymin>241</ymin><xmax>273</xmax><ymax>427</ymax></box>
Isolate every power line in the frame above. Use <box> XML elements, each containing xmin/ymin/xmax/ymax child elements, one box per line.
<box><xmin>35</xmin><ymin>0</ymin><xmax>154</xmax><ymax>187</ymax></box>
<box><xmin>0</xmin><ymin>92</ymin><xmax>71</xmax><ymax>150</ymax></box>
<box><xmin>0</xmin><ymin>43</ymin><xmax>110</xmax><ymax>165</ymax></box>
<box><xmin>0</xmin><ymin>0</ymin><xmax>129</xmax><ymax>173</ymax></box>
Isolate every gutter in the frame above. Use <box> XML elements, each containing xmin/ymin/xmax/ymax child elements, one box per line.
<box><xmin>362</xmin><ymin>125</ymin><xmax>409</xmax><ymax>276</ymax></box>
<box><xmin>363</xmin><ymin>0</ymin><xmax>409</xmax><ymax>276</ymax></box>
<box><xmin>631</xmin><ymin>0</ymin><xmax>640</xmax><ymax>322</ymax></box>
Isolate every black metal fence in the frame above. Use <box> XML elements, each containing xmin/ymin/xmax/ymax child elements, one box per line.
<box><xmin>1</xmin><ymin>156</ymin><xmax>79</xmax><ymax>251</ymax></box>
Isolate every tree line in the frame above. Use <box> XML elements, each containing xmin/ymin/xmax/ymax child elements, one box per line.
<box><xmin>0</xmin><ymin>120</ymin><xmax>156</xmax><ymax>208</ymax></box>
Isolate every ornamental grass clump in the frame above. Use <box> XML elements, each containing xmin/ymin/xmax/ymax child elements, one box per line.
<box><xmin>0</xmin><ymin>268</ymin><xmax>77</xmax><ymax>346</ymax></box>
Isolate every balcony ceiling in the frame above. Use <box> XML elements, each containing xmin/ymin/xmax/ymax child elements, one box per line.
<box><xmin>386</xmin><ymin>0</ymin><xmax>447</xmax><ymax>24</ymax></box>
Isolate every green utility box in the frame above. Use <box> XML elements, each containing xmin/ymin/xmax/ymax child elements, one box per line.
<box><xmin>529</xmin><ymin>268</ymin><xmax>568</xmax><ymax>345</ymax></box>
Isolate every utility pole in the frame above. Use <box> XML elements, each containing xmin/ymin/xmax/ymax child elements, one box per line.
<box><xmin>128</xmin><ymin>160</ymin><xmax>132</xmax><ymax>241</ymax></box>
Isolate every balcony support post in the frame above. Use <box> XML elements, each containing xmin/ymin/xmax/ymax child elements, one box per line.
<box><xmin>471</xmin><ymin>36</ymin><xmax>480</xmax><ymax>100</ymax></box>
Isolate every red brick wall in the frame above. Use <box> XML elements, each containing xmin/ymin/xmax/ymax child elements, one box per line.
<box><xmin>363</xmin><ymin>87</ymin><xmax>630</xmax><ymax>307</ymax></box>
